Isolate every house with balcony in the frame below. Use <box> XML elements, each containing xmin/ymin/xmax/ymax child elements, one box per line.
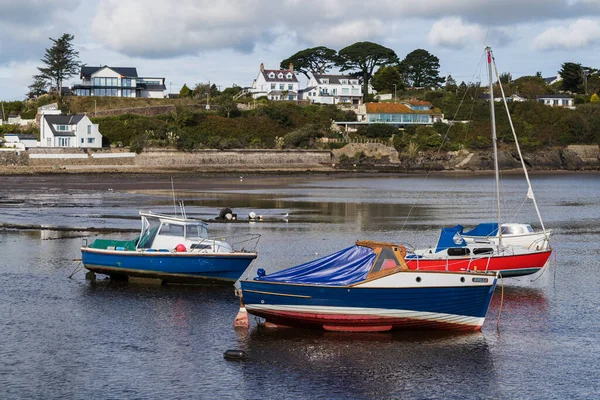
<box><xmin>250</xmin><ymin>63</ymin><xmax>299</xmax><ymax>101</ymax></box>
<box><xmin>72</xmin><ymin>66</ymin><xmax>166</xmax><ymax>98</ymax></box>
<box><xmin>300</xmin><ymin>74</ymin><xmax>363</xmax><ymax>105</ymax></box>
<box><xmin>40</xmin><ymin>114</ymin><xmax>103</xmax><ymax>148</ymax></box>
<box><xmin>335</xmin><ymin>101</ymin><xmax>444</xmax><ymax>131</ymax></box>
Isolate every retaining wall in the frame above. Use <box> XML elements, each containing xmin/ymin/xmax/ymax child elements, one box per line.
<box><xmin>135</xmin><ymin>149</ymin><xmax>331</xmax><ymax>167</ymax></box>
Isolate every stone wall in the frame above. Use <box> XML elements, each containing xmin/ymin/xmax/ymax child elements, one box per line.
<box><xmin>0</xmin><ymin>150</ymin><xmax>28</xmax><ymax>166</ymax></box>
<box><xmin>332</xmin><ymin>143</ymin><xmax>399</xmax><ymax>163</ymax></box>
<box><xmin>135</xmin><ymin>149</ymin><xmax>331</xmax><ymax>167</ymax></box>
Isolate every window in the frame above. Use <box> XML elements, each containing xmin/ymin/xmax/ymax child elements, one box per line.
<box><xmin>56</xmin><ymin>125</ymin><xmax>69</xmax><ymax>131</ymax></box>
<box><xmin>81</xmin><ymin>138</ymin><xmax>84</xmax><ymax>144</ymax></box>
<box><xmin>288</xmin><ymin>84</ymin><xmax>293</xmax><ymax>90</ymax></box>
<box><xmin>122</xmin><ymin>89</ymin><xmax>133</xmax><ymax>97</ymax></box>
<box><xmin>270</xmin><ymin>83</ymin><xmax>276</xmax><ymax>90</ymax></box>
<box><xmin>279</xmin><ymin>84</ymin><xmax>284</xmax><ymax>90</ymax></box>
<box><xmin>58</xmin><ymin>137</ymin><xmax>70</xmax><ymax>147</ymax></box>
<box><xmin>340</xmin><ymin>80</ymin><xmax>347</xmax><ymax>84</ymax></box>
<box><xmin>288</xmin><ymin>95</ymin><xmax>294</xmax><ymax>101</ymax></box>
<box><xmin>286</xmin><ymin>73</ymin><xmax>292</xmax><ymax>79</ymax></box>
<box><xmin>371</xmin><ymin>248</ymin><xmax>400</xmax><ymax>273</ymax></box>
<box><xmin>269</xmin><ymin>73</ymin><xmax>275</xmax><ymax>78</ymax></box>
<box><xmin>553</xmin><ymin>100</ymin><xmax>559</xmax><ymax>105</ymax></box>
<box><xmin>159</xmin><ymin>223</ymin><xmax>184</xmax><ymax>237</ymax></box>
<box><xmin>87</xmin><ymin>125</ymin><xmax>92</xmax><ymax>134</ymax></box>
<box><xmin>87</xmin><ymin>138</ymin><xmax>95</xmax><ymax>144</ymax></box>
<box><xmin>332</xmin><ymin>88</ymin><xmax>337</xmax><ymax>95</ymax></box>
<box><xmin>122</xmin><ymin>78</ymin><xmax>131</xmax><ymax>87</ymax></box>
<box><xmin>278</xmin><ymin>73</ymin><xmax>283</xmax><ymax>78</ymax></box>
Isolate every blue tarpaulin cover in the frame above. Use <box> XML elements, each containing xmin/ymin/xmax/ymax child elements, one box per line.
<box><xmin>435</xmin><ymin>225</ymin><xmax>467</xmax><ymax>253</ymax></box>
<box><xmin>256</xmin><ymin>245</ymin><xmax>377</xmax><ymax>286</ymax></box>
<box><xmin>463</xmin><ymin>222</ymin><xmax>499</xmax><ymax>237</ymax></box>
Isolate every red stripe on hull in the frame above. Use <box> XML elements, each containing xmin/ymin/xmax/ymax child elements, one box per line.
<box><xmin>405</xmin><ymin>250</ymin><xmax>551</xmax><ymax>275</ymax></box>
<box><xmin>251</xmin><ymin>310</ymin><xmax>482</xmax><ymax>332</ymax></box>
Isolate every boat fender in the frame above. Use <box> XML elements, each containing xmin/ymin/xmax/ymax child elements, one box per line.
<box><xmin>223</xmin><ymin>349</ymin><xmax>248</xmax><ymax>361</ymax></box>
<box><xmin>175</xmin><ymin>244</ymin><xmax>187</xmax><ymax>252</ymax></box>
<box><xmin>256</xmin><ymin>268</ymin><xmax>266</xmax><ymax>279</ymax></box>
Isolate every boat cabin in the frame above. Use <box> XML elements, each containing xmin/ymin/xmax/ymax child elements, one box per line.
<box><xmin>137</xmin><ymin>212</ymin><xmax>233</xmax><ymax>253</ymax></box>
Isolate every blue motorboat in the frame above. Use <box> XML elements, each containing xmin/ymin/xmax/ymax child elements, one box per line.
<box><xmin>81</xmin><ymin>211</ymin><xmax>260</xmax><ymax>284</ymax></box>
<box><xmin>240</xmin><ymin>240</ymin><xmax>497</xmax><ymax>332</ymax></box>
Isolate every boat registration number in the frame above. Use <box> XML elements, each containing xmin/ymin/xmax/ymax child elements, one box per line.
<box><xmin>472</xmin><ymin>277</ymin><xmax>489</xmax><ymax>283</ymax></box>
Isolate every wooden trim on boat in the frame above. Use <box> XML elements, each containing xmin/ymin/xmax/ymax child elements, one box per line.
<box><xmin>242</xmin><ymin>289</ymin><xmax>312</xmax><ymax>299</ymax></box>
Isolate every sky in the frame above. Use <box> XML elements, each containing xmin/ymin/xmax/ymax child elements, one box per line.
<box><xmin>1</xmin><ymin>0</ymin><xmax>600</xmax><ymax>101</ymax></box>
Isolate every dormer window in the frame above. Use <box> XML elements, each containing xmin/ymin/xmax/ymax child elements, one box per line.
<box><xmin>321</xmin><ymin>79</ymin><xmax>329</xmax><ymax>84</ymax></box>
<box><xmin>269</xmin><ymin>72</ymin><xmax>275</xmax><ymax>78</ymax></box>
<box><xmin>350</xmin><ymin>80</ymin><xmax>358</xmax><ymax>85</ymax></box>
<box><xmin>340</xmin><ymin>80</ymin><xmax>347</xmax><ymax>84</ymax></box>
<box><xmin>278</xmin><ymin>73</ymin><xmax>283</xmax><ymax>79</ymax></box>
<box><xmin>286</xmin><ymin>73</ymin><xmax>292</xmax><ymax>79</ymax></box>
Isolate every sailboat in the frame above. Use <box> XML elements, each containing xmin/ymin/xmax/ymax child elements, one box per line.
<box><xmin>404</xmin><ymin>47</ymin><xmax>553</xmax><ymax>277</ymax></box>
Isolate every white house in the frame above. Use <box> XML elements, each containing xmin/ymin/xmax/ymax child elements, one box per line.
<box><xmin>72</xmin><ymin>66</ymin><xmax>166</xmax><ymax>98</ymax></box>
<box><xmin>3</xmin><ymin>133</ymin><xmax>38</xmax><ymax>149</ymax></box>
<box><xmin>40</xmin><ymin>114</ymin><xmax>103</xmax><ymax>148</ymax></box>
<box><xmin>537</xmin><ymin>94</ymin><xmax>575</xmax><ymax>109</ymax></box>
<box><xmin>251</xmin><ymin>63</ymin><xmax>299</xmax><ymax>101</ymax></box>
<box><xmin>300</xmin><ymin>74</ymin><xmax>363</xmax><ymax>105</ymax></box>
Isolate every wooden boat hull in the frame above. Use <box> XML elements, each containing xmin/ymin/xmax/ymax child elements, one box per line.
<box><xmin>405</xmin><ymin>249</ymin><xmax>552</xmax><ymax>277</ymax></box>
<box><xmin>241</xmin><ymin>271</ymin><xmax>497</xmax><ymax>332</ymax></box>
<box><xmin>81</xmin><ymin>247</ymin><xmax>257</xmax><ymax>284</ymax></box>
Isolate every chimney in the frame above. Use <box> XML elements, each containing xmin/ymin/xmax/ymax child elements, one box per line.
<box><xmin>289</xmin><ymin>63</ymin><xmax>294</xmax><ymax>72</ymax></box>
<box><xmin>260</xmin><ymin>63</ymin><xmax>264</xmax><ymax>72</ymax></box>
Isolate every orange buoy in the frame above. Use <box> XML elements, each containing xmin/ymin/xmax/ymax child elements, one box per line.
<box><xmin>234</xmin><ymin>306</ymin><xmax>249</xmax><ymax>328</ymax></box>
<box><xmin>175</xmin><ymin>244</ymin><xmax>187</xmax><ymax>252</ymax></box>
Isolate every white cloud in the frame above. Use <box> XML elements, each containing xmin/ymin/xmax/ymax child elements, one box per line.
<box><xmin>428</xmin><ymin>17</ymin><xmax>487</xmax><ymax>49</ymax></box>
<box><xmin>533</xmin><ymin>18</ymin><xmax>600</xmax><ymax>50</ymax></box>
<box><xmin>299</xmin><ymin>19</ymin><xmax>387</xmax><ymax>49</ymax></box>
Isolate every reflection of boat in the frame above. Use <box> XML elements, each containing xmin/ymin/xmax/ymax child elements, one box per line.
<box><xmin>240</xmin><ymin>240</ymin><xmax>497</xmax><ymax>332</ymax></box>
<box><xmin>406</xmin><ymin>48</ymin><xmax>552</xmax><ymax>278</ymax></box>
<box><xmin>81</xmin><ymin>211</ymin><xmax>260</xmax><ymax>284</ymax></box>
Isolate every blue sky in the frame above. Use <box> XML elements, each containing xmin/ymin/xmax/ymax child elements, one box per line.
<box><xmin>1</xmin><ymin>0</ymin><xmax>600</xmax><ymax>101</ymax></box>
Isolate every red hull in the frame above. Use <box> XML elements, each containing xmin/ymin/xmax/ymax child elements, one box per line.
<box><xmin>405</xmin><ymin>250</ymin><xmax>552</xmax><ymax>277</ymax></box>
<box><xmin>252</xmin><ymin>310</ymin><xmax>483</xmax><ymax>332</ymax></box>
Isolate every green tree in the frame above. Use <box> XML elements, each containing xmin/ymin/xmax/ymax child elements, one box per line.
<box><xmin>336</xmin><ymin>41</ymin><xmax>399</xmax><ymax>103</ymax></box>
<box><xmin>399</xmin><ymin>49</ymin><xmax>444</xmax><ymax>88</ymax></box>
<box><xmin>280</xmin><ymin>46</ymin><xmax>338</xmax><ymax>80</ymax></box>
<box><xmin>179</xmin><ymin>84</ymin><xmax>192</xmax><ymax>98</ymax></box>
<box><xmin>499</xmin><ymin>72</ymin><xmax>512</xmax><ymax>84</ymax></box>
<box><xmin>27</xmin><ymin>75</ymin><xmax>49</xmax><ymax>99</ymax></box>
<box><xmin>215</xmin><ymin>94</ymin><xmax>239</xmax><ymax>118</ymax></box>
<box><xmin>371</xmin><ymin>65</ymin><xmax>404</xmax><ymax>94</ymax></box>
<box><xmin>559</xmin><ymin>62</ymin><xmax>584</xmax><ymax>93</ymax></box>
<box><xmin>512</xmin><ymin>75</ymin><xmax>550</xmax><ymax>99</ymax></box>
<box><xmin>36</xmin><ymin>33</ymin><xmax>81</xmax><ymax>97</ymax></box>
<box><xmin>192</xmin><ymin>82</ymin><xmax>219</xmax><ymax>100</ymax></box>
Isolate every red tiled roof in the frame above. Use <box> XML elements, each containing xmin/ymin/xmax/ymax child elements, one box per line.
<box><xmin>365</xmin><ymin>102</ymin><xmax>441</xmax><ymax>115</ymax></box>
<box><xmin>405</xmin><ymin>100</ymin><xmax>433</xmax><ymax>107</ymax></box>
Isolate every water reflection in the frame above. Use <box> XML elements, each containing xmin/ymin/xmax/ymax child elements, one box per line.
<box><xmin>236</xmin><ymin>327</ymin><xmax>497</xmax><ymax>399</ymax></box>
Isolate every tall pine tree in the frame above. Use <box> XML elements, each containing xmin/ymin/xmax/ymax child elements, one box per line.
<box><xmin>36</xmin><ymin>33</ymin><xmax>81</xmax><ymax>97</ymax></box>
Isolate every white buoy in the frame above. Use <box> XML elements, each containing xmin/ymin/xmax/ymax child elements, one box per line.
<box><xmin>249</xmin><ymin>211</ymin><xmax>256</xmax><ymax>220</ymax></box>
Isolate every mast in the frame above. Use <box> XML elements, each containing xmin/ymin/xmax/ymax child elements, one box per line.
<box><xmin>490</xmin><ymin>51</ymin><xmax>549</xmax><ymax>240</ymax></box>
<box><xmin>486</xmin><ymin>47</ymin><xmax>503</xmax><ymax>247</ymax></box>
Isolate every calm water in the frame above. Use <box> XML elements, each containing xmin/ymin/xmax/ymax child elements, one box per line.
<box><xmin>0</xmin><ymin>172</ymin><xmax>598</xmax><ymax>399</ymax></box>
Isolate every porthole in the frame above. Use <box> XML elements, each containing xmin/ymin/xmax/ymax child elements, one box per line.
<box><xmin>261</xmin><ymin>300</ymin><xmax>264</xmax><ymax>304</ymax></box>
<box><xmin>460</xmin><ymin>277</ymin><xmax>465</xmax><ymax>283</ymax></box>
<box><xmin>416</xmin><ymin>277</ymin><xmax>422</xmax><ymax>283</ymax></box>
